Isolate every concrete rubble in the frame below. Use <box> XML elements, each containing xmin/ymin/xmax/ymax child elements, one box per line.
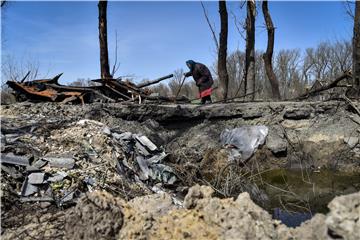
<box><xmin>2</xmin><ymin>185</ymin><xmax>360</xmax><ymax>239</ymax></box>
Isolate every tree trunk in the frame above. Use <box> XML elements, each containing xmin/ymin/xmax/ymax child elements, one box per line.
<box><xmin>353</xmin><ymin>1</ymin><xmax>360</xmax><ymax>94</ymax></box>
<box><xmin>98</xmin><ymin>0</ymin><xmax>111</xmax><ymax>79</ymax></box>
<box><xmin>244</xmin><ymin>0</ymin><xmax>256</xmax><ymax>100</ymax></box>
<box><xmin>218</xmin><ymin>1</ymin><xmax>229</xmax><ymax>100</ymax></box>
<box><xmin>262</xmin><ymin>0</ymin><xmax>281</xmax><ymax>100</ymax></box>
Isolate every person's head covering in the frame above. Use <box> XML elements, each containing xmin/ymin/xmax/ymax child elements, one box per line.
<box><xmin>186</xmin><ymin>60</ymin><xmax>196</xmax><ymax>70</ymax></box>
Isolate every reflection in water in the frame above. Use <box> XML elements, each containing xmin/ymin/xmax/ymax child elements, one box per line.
<box><xmin>273</xmin><ymin>208</ymin><xmax>312</xmax><ymax>228</ymax></box>
<box><xmin>257</xmin><ymin>169</ymin><xmax>360</xmax><ymax>227</ymax></box>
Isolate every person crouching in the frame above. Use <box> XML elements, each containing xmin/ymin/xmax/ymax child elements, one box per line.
<box><xmin>184</xmin><ymin>60</ymin><xmax>214</xmax><ymax>104</ymax></box>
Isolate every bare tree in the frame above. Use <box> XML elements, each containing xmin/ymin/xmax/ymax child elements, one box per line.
<box><xmin>255</xmin><ymin>50</ymin><xmax>267</xmax><ymax>98</ymax></box>
<box><xmin>261</xmin><ymin>0</ymin><xmax>281</xmax><ymax>100</ymax></box>
<box><xmin>111</xmin><ymin>30</ymin><xmax>120</xmax><ymax>77</ymax></box>
<box><xmin>311</xmin><ymin>43</ymin><xmax>332</xmax><ymax>81</ymax></box>
<box><xmin>218</xmin><ymin>0</ymin><xmax>230</xmax><ymax>100</ymax></box>
<box><xmin>353</xmin><ymin>1</ymin><xmax>360</xmax><ymax>94</ymax></box>
<box><xmin>275</xmin><ymin>49</ymin><xmax>301</xmax><ymax>98</ymax></box>
<box><xmin>244</xmin><ymin>0</ymin><xmax>256</xmax><ymax>100</ymax></box>
<box><xmin>1</xmin><ymin>55</ymin><xmax>40</xmax><ymax>83</ymax></box>
<box><xmin>333</xmin><ymin>40</ymin><xmax>352</xmax><ymax>73</ymax></box>
<box><xmin>300</xmin><ymin>52</ymin><xmax>314</xmax><ymax>88</ymax></box>
<box><xmin>200</xmin><ymin>1</ymin><xmax>219</xmax><ymax>51</ymax></box>
<box><xmin>227</xmin><ymin>50</ymin><xmax>245</xmax><ymax>97</ymax></box>
<box><xmin>150</xmin><ymin>83</ymin><xmax>171</xmax><ymax>97</ymax></box>
<box><xmin>168</xmin><ymin>69</ymin><xmax>185</xmax><ymax>96</ymax></box>
<box><xmin>69</xmin><ymin>78</ymin><xmax>98</xmax><ymax>87</ymax></box>
<box><xmin>98</xmin><ymin>0</ymin><xmax>111</xmax><ymax>79</ymax></box>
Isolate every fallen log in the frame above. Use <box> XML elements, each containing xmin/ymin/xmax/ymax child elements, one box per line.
<box><xmin>136</xmin><ymin>74</ymin><xmax>174</xmax><ymax>88</ymax></box>
<box><xmin>295</xmin><ymin>71</ymin><xmax>352</xmax><ymax>100</ymax></box>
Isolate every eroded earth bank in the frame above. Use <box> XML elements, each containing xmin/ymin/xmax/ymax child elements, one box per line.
<box><xmin>1</xmin><ymin>100</ymin><xmax>360</xmax><ymax>239</ymax></box>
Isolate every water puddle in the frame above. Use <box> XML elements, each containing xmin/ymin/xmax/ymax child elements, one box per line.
<box><xmin>258</xmin><ymin>169</ymin><xmax>360</xmax><ymax>227</ymax></box>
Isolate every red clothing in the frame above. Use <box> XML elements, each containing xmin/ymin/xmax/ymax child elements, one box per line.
<box><xmin>199</xmin><ymin>88</ymin><xmax>212</xmax><ymax>98</ymax></box>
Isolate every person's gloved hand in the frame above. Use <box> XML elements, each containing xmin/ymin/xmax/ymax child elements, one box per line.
<box><xmin>184</xmin><ymin>72</ymin><xmax>192</xmax><ymax>78</ymax></box>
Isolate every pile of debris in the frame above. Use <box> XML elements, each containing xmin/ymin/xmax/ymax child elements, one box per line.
<box><xmin>6</xmin><ymin>72</ymin><xmax>190</xmax><ymax>104</ymax></box>
<box><xmin>1</xmin><ymin>117</ymin><xmax>179</xmax><ymax>214</ymax></box>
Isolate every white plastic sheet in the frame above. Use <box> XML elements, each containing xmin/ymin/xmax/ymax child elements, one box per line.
<box><xmin>220</xmin><ymin>125</ymin><xmax>269</xmax><ymax>161</ymax></box>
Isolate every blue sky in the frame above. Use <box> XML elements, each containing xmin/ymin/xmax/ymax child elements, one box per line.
<box><xmin>1</xmin><ymin>1</ymin><xmax>355</xmax><ymax>84</ymax></box>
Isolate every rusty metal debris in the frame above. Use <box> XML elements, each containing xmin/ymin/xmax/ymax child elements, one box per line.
<box><xmin>6</xmin><ymin>72</ymin><xmax>190</xmax><ymax>104</ymax></box>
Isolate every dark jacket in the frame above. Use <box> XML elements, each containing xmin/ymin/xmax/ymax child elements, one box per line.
<box><xmin>185</xmin><ymin>62</ymin><xmax>214</xmax><ymax>92</ymax></box>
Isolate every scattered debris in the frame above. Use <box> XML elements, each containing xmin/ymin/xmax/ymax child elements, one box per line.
<box><xmin>1</xmin><ymin>115</ymin><xmax>177</xmax><ymax>211</ymax></box>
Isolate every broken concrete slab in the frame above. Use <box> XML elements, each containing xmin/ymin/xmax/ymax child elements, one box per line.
<box><xmin>344</xmin><ymin>137</ymin><xmax>359</xmax><ymax>149</ymax></box>
<box><xmin>3</xmin><ymin>134</ymin><xmax>20</xmax><ymax>144</ymax></box>
<box><xmin>1</xmin><ymin>165</ymin><xmax>22</xmax><ymax>179</ymax></box>
<box><xmin>21</xmin><ymin>178</ymin><xmax>39</xmax><ymax>196</ymax></box>
<box><xmin>113</xmin><ymin>131</ymin><xmax>133</xmax><ymax>141</ymax></box>
<box><xmin>135</xmin><ymin>135</ymin><xmax>158</xmax><ymax>152</ymax></box>
<box><xmin>42</xmin><ymin>157</ymin><xmax>75</xmax><ymax>169</ymax></box>
<box><xmin>47</xmin><ymin>171</ymin><xmax>68</xmax><ymax>183</ymax></box>
<box><xmin>0</xmin><ymin>153</ymin><xmax>31</xmax><ymax>166</ymax></box>
<box><xmin>31</xmin><ymin>159</ymin><xmax>48</xmax><ymax>169</ymax></box>
<box><xmin>0</xmin><ymin>133</ymin><xmax>6</xmax><ymax>151</ymax></box>
<box><xmin>28</xmin><ymin>172</ymin><xmax>45</xmax><ymax>184</ymax></box>
<box><xmin>20</xmin><ymin>196</ymin><xmax>54</xmax><ymax>203</ymax></box>
<box><xmin>135</xmin><ymin>142</ymin><xmax>151</xmax><ymax>156</ymax></box>
<box><xmin>136</xmin><ymin>155</ymin><xmax>150</xmax><ymax>180</ymax></box>
<box><xmin>266</xmin><ymin>127</ymin><xmax>288</xmax><ymax>155</ymax></box>
<box><xmin>147</xmin><ymin>152</ymin><xmax>168</xmax><ymax>164</ymax></box>
<box><xmin>84</xmin><ymin>176</ymin><xmax>96</xmax><ymax>186</ymax></box>
<box><xmin>102</xmin><ymin>126</ymin><xmax>111</xmax><ymax>136</ymax></box>
<box><xmin>283</xmin><ymin>109</ymin><xmax>311</xmax><ymax>120</ymax></box>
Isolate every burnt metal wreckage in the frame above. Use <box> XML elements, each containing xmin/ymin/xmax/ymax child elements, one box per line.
<box><xmin>6</xmin><ymin>72</ymin><xmax>190</xmax><ymax>104</ymax></box>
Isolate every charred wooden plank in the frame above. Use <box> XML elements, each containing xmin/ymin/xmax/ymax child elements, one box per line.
<box><xmin>136</xmin><ymin>74</ymin><xmax>174</xmax><ymax>88</ymax></box>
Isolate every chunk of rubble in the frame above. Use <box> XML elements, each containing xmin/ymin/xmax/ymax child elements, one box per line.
<box><xmin>325</xmin><ymin>191</ymin><xmax>360</xmax><ymax>239</ymax></box>
<box><xmin>0</xmin><ymin>153</ymin><xmax>32</xmax><ymax>166</ymax></box>
<box><xmin>283</xmin><ymin>108</ymin><xmax>311</xmax><ymax>120</ymax></box>
<box><xmin>113</xmin><ymin>131</ymin><xmax>132</xmax><ymax>141</ymax></box>
<box><xmin>27</xmin><ymin>172</ymin><xmax>45</xmax><ymax>184</ymax></box>
<box><xmin>135</xmin><ymin>135</ymin><xmax>158</xmax><ymax>152</ymax></box>
<box><xmin>42</xmin><ymin>157</ymin><xmax>75</xmax><ymax>169</ymax></box>
<box><xmin>47</xmin><ymin>171</ymin><xmax>68</xmax><ymax>182</ymax></box>
<box><xmin>344</xmin><ymin>136</ymin><xmax>359</xmax><ymax>148</ymax></box>
<box><xmin>20</xmin><ymin>196</ymin><xmax>54</xmax><ymax>203</ymax></box>
<box><xmin>65</xmin><ymin>191</ymin><xmax>124</xmax><ymax>240</ymax></box>
<box><xmin>21</xmin><ymin>178</ymin><xmax>39</xmax><ymax>196</ymax></box>
<box><xmin>266</xmin><ymin>127</ymin><xmax>288</xmax><ymax>155</ymax></box>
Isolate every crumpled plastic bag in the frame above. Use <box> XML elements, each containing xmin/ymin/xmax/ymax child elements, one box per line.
<box><xmin>220</xmin><ymin>125</ymin><xmax>269</xmax><ymax>161</ymax></box>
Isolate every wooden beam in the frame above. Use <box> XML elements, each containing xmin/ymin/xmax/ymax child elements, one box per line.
<box><xmin>136</xmin><ymin>74</ymin><xmax>174</xmax><ymax>88</ymax></box>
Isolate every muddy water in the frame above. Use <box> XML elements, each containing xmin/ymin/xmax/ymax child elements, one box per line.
<box><xmin>257</xmin><ymin>169</ymin><xmax>360</xmax><ymax>227</ymax></box>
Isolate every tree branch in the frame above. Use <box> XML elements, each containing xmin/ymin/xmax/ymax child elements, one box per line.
<box><xmin>200</xmin><ymin>1</ymin><xmax>219</xmax><ymax>51</ymax></box>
